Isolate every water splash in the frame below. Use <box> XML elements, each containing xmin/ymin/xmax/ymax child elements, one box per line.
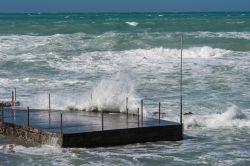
<box><xmin>125</xmin><ymin>22</ymin><xmax>139</xmax><ymax>26</ymax></box>
<box><xmin>82</xmin><ymin>72</ymin><xmax>140</xmax><ymax>113</ymax></box>
<box><xmin>183</xmin><ymin>104</ymin><xmax>250</xmax><ymax>129</ymax></box>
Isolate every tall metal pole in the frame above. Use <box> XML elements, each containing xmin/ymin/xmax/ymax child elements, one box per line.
<box><xmin>1</xmin><ymin>106</ymin><xmax>4</xmax><ymax>123</ymax></box>
<box><xmin>27</xmin><ymin>107</ymin><xmax>30</xmax><ymax>127</ymax></box>
<box><xmin>126</xmin><ymin>97</ymin><xmax>128</xmax><ymax>107</ymax></box>
<box><xmin>126</xmin><ymin>97</ymin><xmax>128</xmax><ymax>127</ymax></box>
<box><xmin>13</xmin><ymin>89</ymin><xmax>16</xmax><ymax>122</ymax></box>
<box><xmin>14</xmin><ymin>88</ymin><xmax>16</xmax><ymax>103</ymax></box>
<box><xmin>137</xmin><ymin>108</ymin><xmax>140</xmax><ymax>128</ymax></box>
<box><xmin>60</xmin><ymin>113</ymin><xmax>63</xmax><ymax>134</ymax></box>
<box><xmin>101</xmin><ymin>110</ymin><xmax>104</xmax><ymax>131</ymax></box>
<box><xmin>49</xmin><ymin>93</ymin><xmax>51</xmax><ymax>129</ymax></box>
<box><xmin>126</xmin><ymin>97</ymin><xmax>128</xmax><ymax>116</ymax></box>
<box><xmin>180</xmin><ymin>36</ymin><xmax>183</xmax><ymax>125</ymax></box>
<box><xmin>11</xmin><ymin>91</ymin><xmax>14</xmax><ymax>107</ymax></box>
<box><xmin>159</xmin><ymin>102</ymin><xmax>161</xmax><ymax>125</ymax></box>
<box><xmin>141</xmin><ymin>99</ymin><xmax>143</xmax><ymax>126</ymax></box>
<box><xmin>12</xmin><ymin>108</ymin><xmax>14</xmax><ymax>123</ymax></box>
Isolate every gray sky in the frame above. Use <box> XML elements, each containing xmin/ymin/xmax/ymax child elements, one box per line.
<box><xmin>1</xmin><ymin>0</ymin><xmax>250</xmax><ymax>13</ymax></box>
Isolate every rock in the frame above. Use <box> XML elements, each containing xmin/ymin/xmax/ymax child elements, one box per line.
<box><xmin>184</xmin><ymin>112</ymin><xmax>193</xmax><ymax>115</ymax></box>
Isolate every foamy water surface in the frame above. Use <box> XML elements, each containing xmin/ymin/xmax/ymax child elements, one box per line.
<box><xmin>1</xmin><ymin>13</ymin><xmax>250</xmax><ymax>165</ymax></box>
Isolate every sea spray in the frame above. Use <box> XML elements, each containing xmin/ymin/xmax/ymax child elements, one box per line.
<box><xmin>125</xmin><ymin>22</ymin><xmax>139</xmax><ymax>26</ymax></box>
<box><xmin>83</xmin><ymin>72</ymin><xmax>141</xmax><ymax>113</ymax></box>
<box><xmin>183</xmin><ymin>104</ymin><xmax>250</xmax><ymax>129</ymax></box>
<box><xmin>24</xmin><ymin>72</ymin><xmax>142</xmax><ymax>114</ymax></box>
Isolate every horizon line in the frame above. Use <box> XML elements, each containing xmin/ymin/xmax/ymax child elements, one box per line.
<box><xmin>0</xmin><ymin>11</ymin><xmax>249</xmax><ymax>14</ymax></box>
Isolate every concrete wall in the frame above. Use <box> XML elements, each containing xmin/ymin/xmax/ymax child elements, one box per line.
<box><xmin>0</xmin><ymin>122</ymin><xmax>62</xmax><ymax>146</ymax></box>
<box><xmin>0</xmin><ymin>121</ymin><xmax>183</xmax><ymax>148</ymax></box>
<box><xmin>63</xmin><ymin>124</ymin><xmax>183</xmax><ymax>148</ymax></box>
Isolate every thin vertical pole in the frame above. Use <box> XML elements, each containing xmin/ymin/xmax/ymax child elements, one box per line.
<box><xmin>137</xmin><ymin>108</ymin><xmax>140</xmax><ymax>128</ymax></box>
<box><xmin>126</xmin><ymin>97</ymin><xmax>128</xmax><ymax>124</ymax></box>
<box><xmin>101</xmin><ymin>110</ymin><xmax>104</xmax><ymax>131</ymax></box>
<box><xmin>126</xmin><ymin>97</ymin><xmax>128</xmax><ymax>110</ymax></box>
<box><xmin>11</xmin><ymin>91</ymin><xmax>14</xmax><ymax>107</ymax></box>
<box><xmin>27</xmin><ymin>107</ymin><xmax>30</xmax><ymax>127</ymax></box>
<box><xmin>49</xmin><ymin>93</ymin><xmax>51</xmax><ymax>129</ymax></box>
<box><xmin>14</xmin><ymin>88</ymin><xmax>16</xmax><ymax>102</ymax></box>
<box><xmin>12</xmin><ymin>108</ymin><xmax>14</xmax><ymax>123</ymax></box>
<box><xmin>13</xmin><ymin>89</ymin><xmax>16</xmax><ymax>122</ymax></box>
<box><xmin>159</xmin><ymin>102</ymin><xmax>161</xmax><ymax>125</ymax></box>
<box><xmin>126</xmin><ymin>107</ymin><xmax>129</xmax><ymax>126</ymax></box>
<box><xmin>60</xmin><ymin>113</ymin><xmax>63</xmax><ymax>134</ymax></box>
<box><xmin>1</xmin><ymin>106</ymin><xmax>4</xmax><ymax>123</ymax></box>
<box><xmin>141</xmin><ymin>100</ymin><xmax>143</xmax><ymax>126</ymax></box>
<box><xmin>180</xmin><ymin>35</ymin><xmax>183</xmax><ymax>125</ymax></box>
<box><xmin>49</xmin><ymin>93</ymin><xmax>51</xmax><ymax>110</ymax></box>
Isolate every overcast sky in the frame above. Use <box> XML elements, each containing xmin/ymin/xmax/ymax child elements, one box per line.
<box><xmin>1</xmin><ymin>0</ymin><xmax>250</xmax><ymax>13</ymax></box>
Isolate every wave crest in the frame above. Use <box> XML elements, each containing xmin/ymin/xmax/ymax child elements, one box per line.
<box><xmin>125</xmin><ymin>22</ymin><xmax>139</xmax><ymax>26</ymax></box>
<box><xmin>184</xmin><ymin>105</ymin><xmax>250</xmax><ymax>129</ymax></box>
<box><xmin>73</xmin><ymin>72</ymin><xmax>140</xmax><ymax>113</ymax></box>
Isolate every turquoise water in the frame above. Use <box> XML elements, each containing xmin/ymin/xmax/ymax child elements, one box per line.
<box><xmin>1</xmin><ymin>12</ymin><xmax>250</xmax><ymax>165</ymax></box>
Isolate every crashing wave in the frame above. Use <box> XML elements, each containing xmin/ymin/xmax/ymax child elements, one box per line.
<box><xmin>183</xmin><ymin>104</ymin><xmax>250</xmax><ymax>129</ymax></box>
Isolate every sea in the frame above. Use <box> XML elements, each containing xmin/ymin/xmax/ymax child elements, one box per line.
<box><xmin>0</xmin><ymin>12</ymin><xmax>250</xmax><ymax>165</ymax></box>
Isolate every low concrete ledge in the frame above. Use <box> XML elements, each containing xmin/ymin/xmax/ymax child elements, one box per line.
<box><xmin>0</xmin><ymin>122</ymin><xmax>62</xmax><ymax>146</ymax></box>
<box><xmin>62</xmin><ymin>124</ymin><xmax>183</xmax><ymax>148</ymax></box>
<box><xmin>0</xmin><ymin>121</ymin><xmax>182</xmax><ymax>148</ymax></box>
<box><xmin>0</xmin><ymin>109</ymin><xmax>183</xmax><ymax>148</ymax></box>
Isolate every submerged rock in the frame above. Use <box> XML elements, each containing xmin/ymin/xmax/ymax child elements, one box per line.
<box><xmin>184</xmin><ymin>112</ymin><xmax>193</xmax><ymax>115</ymax></box>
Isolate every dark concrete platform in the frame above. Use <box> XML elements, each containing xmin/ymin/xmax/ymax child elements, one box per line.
<box><xmin>0</xmin><ymin>108</ymin><xmax>183</xmax><ymax>148</ymax></box>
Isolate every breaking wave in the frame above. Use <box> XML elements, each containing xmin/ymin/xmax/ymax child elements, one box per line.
<box><xmin>83</xmin><ymin>72</ymin><xmax>140</xmax><ymax>113</ymax></box>
<box><xmin>186</xmin><ymin>31</ymin><xmax>250</xmax><ymax>40</ymax></box>
<box><xmin>46</xmin><ymin>46</ymin><xmax>231</xmax><ymax>73</ymax></box>
<box><xmin>183</xmin><ymin>104</ymin><xmax>250</xmax><ymax>129</ymax></box>
<box><xmin>68</xmin><ymin>72</ymin><xmax>141</xmax><ymax>114</ymax></box>
<box><xmin>125</xmin><ymin>22</ymin><xmax>139</xmax><ymax>26</ymax></box>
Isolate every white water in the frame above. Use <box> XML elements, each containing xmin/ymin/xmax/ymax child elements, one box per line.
<box><xmin>82</xmin><ymin>72</ymin><xmax>140</xmax><ymax>113</ymax></box>
<box><xmin>189</xmin><ymin>31</ymin><xmax>250</xmax><ymax>40</ymax></box>
<box><xmin>125</xmin><ymin>22</ymin><xmax>139</xmax><ymax>26</ymax></box>
<box><xmin>1</xmin><ymin>31</ymin><xmax>250</xmax><ymax>165</ymax></box>
<box><xmin>182</xmin><ymin>104</ymin><xmax>250</xmax><ymax>129</ymax></box>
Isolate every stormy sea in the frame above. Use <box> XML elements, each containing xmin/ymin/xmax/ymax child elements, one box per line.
<box><xmin>1</xmin><ymin>12</ymin><xmax>250</xmax><ymax>165</ymax></box>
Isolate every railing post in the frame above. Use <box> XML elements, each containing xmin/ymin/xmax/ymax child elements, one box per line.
<box><xmin>137</xmin><ymin>108</ymin><xmax>140</xmax><ymax>128</ymax></box>
<box><xmin>101</xmin><ymin>110</ymin><xmax>104</xmax><ymax>131</ymax></box>
<box><xmin>14</xmin><ymin>88</ymin><xmax>16</xmax><ymax>103</ymax></box>
<box><xmin>60</xmin><ymin>113</ymin><xmax>63</xmax><ymax>134</ymax></box>
<box><xmin>49</xmin><ymin>93</ymin><xmax>51</xmax><ymax>129</ymax></box>
<box><xmin>141</xmin><ymin>99</ymin><xmax>143</xmax><ymax>126</ymax></box>
<box><xmin>1</xmin><ymin>106</ymin><xmax>4</xmax><ymax>123</ymax></box>
<box><xmin>13</xmin><ymin>89</ymin><xmax>16</xmax><ymax>122</ymax></box>
<box><xmin>126</xmin><ymin>107</ymin><xmax>129</xmax><ymax>127</ymax></box>
<box><xmin>11</xmin><ymin>91</ymin><xmax>14</xmax><ymax>107</ymax></box>
<box><xmin>126</xmin><ymin>97</ymin><xmax>128</xmax><ymax>127</ymax></box>
<box><xmin>12</xmin><ymin>108</ymin><xmax>14</xmax><ymax>123</ymax></box>
<box><xmin>27</xmin><ymin>107</ymin><xmax>30</xmax><ymax>127</ymax></box>
<box><xmin>159</xmin><ymin>102</ymin><xmax>161</xmax><ymax>125</ymax></box>
<box><xmin>126</xmin><ymin>97</ymin><xmax>128</xmax><ymax>111</ymax></box>
<box><xmin>180</xmin><ymin>35</ymin><xmax>183</xmax><ymax>125</ymax></box>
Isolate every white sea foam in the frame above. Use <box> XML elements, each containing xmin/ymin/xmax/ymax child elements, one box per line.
<box><xmin>125</xmin><ymin>22</ymin><xmax>139</xmax><ymax>26</ymax></box>
<box><xmin>183</xmin><ymin>104</ymin><xmax>250</xmax><ymax>129</ymax></box>
<box><xmin>226</xmin><ymin>21</ymin><xmax>245</xmax><ymax>24</ymax></box>
<box><xmin>0</xmin><ymin>144</ymin><xmax>17</xmax><ymax>153</ymax></box>
<box><xmin>82</xmin><ymin>72</ymin><xmax>141</xmax><ymax>113</ymax></box>
<box><xmin>187</xmin><ymin>31</ymin><xmax>250</xmax><ymax>40</ymax></box>
<box><xmin>47</xmin><ymin>47</ymin><xmax>231</xmax><ymax>73</ymax></box>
